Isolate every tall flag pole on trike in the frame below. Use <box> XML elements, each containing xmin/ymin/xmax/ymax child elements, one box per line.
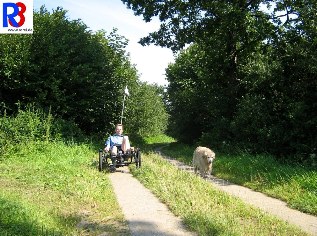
<box><xmin>120</xmin><ymin>85</ymin><xmax>129</xmax><ymax>124</ymax></box>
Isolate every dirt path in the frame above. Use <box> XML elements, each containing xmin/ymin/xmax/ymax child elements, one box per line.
<box><xmin>109</xmin><ymin>152</ymin><xmax>317</xmax><ymax>236</ymax></box>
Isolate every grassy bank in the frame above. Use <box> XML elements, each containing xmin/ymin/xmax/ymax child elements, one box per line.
<box><xmin>0</xmin><ymin>141</ymin><xmax>129</xmax><ymax>235</ymax></box>
<box><xmin>1</xmin><ymin>106</ymin><xmax>315</xmax><ymax>235</ymax></box>
<box><xmin>130</xmin><ymin>152</ymin><xmax>308</xmax><ymax>235</ymax></box>
<box><xmin>160</xmin><ymin>142</ymin><xmax>317</xmax><ymax>216</ymax></box>
<box><xmin>1</xmin><ymin>137</ymin><xmax>310</xmax><ymax>236</ymax></box>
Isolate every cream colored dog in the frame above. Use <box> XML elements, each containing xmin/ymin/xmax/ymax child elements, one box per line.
<box><xmin>193</xmin><ymin>146</ymin><xmax>216</xmax><ymax>178</ymax></box>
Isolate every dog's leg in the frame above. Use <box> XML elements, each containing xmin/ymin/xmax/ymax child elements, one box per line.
<box><xmin>194</xmin><ymin>165</ymin><xmax>198</xmax><ymax>175</ymax></box>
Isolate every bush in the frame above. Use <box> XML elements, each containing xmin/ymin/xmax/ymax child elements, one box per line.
<box><xmin>0</xmin><ymin>104</ymin><xmax>84</xmax><ymax>158</ymax></box>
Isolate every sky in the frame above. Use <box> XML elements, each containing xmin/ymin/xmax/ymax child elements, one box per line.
<box><xmin>33</xmin><ymin>0</ymin><xmax>175</xmax><ymax>86</ymax></box>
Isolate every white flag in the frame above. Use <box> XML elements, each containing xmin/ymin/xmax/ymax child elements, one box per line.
<box><xmin>124</xmin><ymin>86</ymin><xmax>130</xmax><ymax>96</ymax></box>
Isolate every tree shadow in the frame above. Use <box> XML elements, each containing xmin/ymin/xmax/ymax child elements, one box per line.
<box><xmin>0</xmin><ymin>196</ymin><xmax>131</xmax><ymax>235</ymax></box>
<box><xmin>0</xmin><ymin>197</ymin><xmax>63</xmax><ymax>236</ymax></box>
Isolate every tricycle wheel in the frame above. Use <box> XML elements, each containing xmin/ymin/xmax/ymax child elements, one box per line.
<box><xmin>136</xmin><ymin>149</ymin><xmax>141</xmax><ymax>168</ymax></box>
<box><xmin>98</xmin><ymin>149</ymin><xmax>104</xmax><ymax>171</ymax></box>
<box><xmin>110</xmin><ymin>165</ymin><xmax>116</xmax><ymax>173</ymax></box>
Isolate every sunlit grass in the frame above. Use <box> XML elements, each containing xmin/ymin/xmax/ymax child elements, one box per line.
<box><xmin>159</xmin><ymin>142</ymin><xmax>194</xmax><ymax>164</ymax></box>
<box><xmin>130</xmin><ymin>152</ymin><xmax>307</xmax><ymax>235</ymax></box>
<box><xmin>161</xmin><ymin>142</ymin><xmax>317</xmax><ymax>216</ymax></box>
<box><xmin>143</xmin><ymin>134</ymin><xmax>176</xmax><ymax>144</ymax></box>
<box><xmin>1</xmin><ymin>104</ymin><xmax>315</xmax><ymax>236</ymax></box>
<box><xmin>0</xmin><ymin>141</ymin><xmax>129</xmax><ymax>236</ymax></box>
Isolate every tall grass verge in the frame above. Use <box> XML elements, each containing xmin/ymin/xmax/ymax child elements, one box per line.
<box><xmin>0</xmin><ymin>104</ymin><xmax>85</xmax><ymax>159</ymax></box>
<box><xmin>0</xmin><ymin>106</ymin><xmax>129</xmax><ymax>235</ymax></box>
<box><xmin>161</xmin><ymin>142</ymin><xmax>317</xmax><ymax>216</ymax></box>
<box><xmin>130</xmin><ymin>152</ymin><xmax>307</xmax><ymax>235</ymax></box>
<box><xmin>0</xmin><ymin>141</ymin><xmax>129</xmax><ymax>235</ymax></box>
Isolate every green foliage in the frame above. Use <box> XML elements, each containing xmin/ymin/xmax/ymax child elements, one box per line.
<box><xmin>124</xmin><ymin>82</ymin><xmax>169</xmax><ymax>138</ymax></box>
<box><xmin>166</xmin><ymin>42</ymin><xmax>241</xmax><ymax>145</ymax></box>
<box><xmin>0</xmin><ymin>6</ymin><xmax>169</xmax><ymax>138</ymax></box>
<box><xmin>165</xmin><ymin>45</ymin><xmax>206</xmax><ymax>143</ymax></box>
<box><xmin>28</xmin><ymin>7</ymin><xmax>137</xmax><ymax>134</ymax></box>
<box><xmin>0</xmin><ymin>105</ymin><xmax>84</xmax><ymax>158</ymax></box>
<box><xmin>121</xmin><ymin>0</ymin><xmax>277</xmax><ymax>59</ymax></box>
<box><xmin>0</xmin><ymin>105</ymin><xmax>51</xmax><ymax>157</ymax></box>
<box><xmin>0</xmin><ymin>7</ymin><xmax>137</xmax><ymax>136</ymax></box>
<box><xmin>123</xmin><ymin>0</ymin><xmax>317</xmax><ymax>163</ymax></box>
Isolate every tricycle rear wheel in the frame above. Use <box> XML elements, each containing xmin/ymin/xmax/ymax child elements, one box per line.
<box><xmin>136</xmin><ymin>149</ymin><xmax>141</xmax><ymax>168</ymax></box>
<box><xmin>98</xmin><ymin>149</ymin><xmax>104</xmax><ymax>171</ymax></box>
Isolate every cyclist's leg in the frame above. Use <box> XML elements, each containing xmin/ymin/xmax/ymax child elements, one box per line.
<box><xmin>122</xmin><ymin>136</ymin><xmax>131</xmax><ymax>153</ymax></box>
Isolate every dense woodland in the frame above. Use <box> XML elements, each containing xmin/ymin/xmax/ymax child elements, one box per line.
<box><xmin>122</xmin><ymin>0</ymin><xmax>316</xmax><ymax>164</ymax></box>
<box><xmin>1</xmin><ymin>1</ymin><xmax>316</xmax><ymax>165</ymax></box>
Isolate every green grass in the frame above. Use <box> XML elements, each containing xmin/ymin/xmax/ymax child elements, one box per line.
<box><xmin>161</xmin><ymin>142</ymin><xmax>317</xmax><ymax>216</ymax></box>
<box><xmin>143</xmin><ymin>134</ymin><xmax>176</xmax><ymax>145</ymax></box>
<box><xmin>158</xmin><ymin>142</ymin><xmax>193</xmax><ymax>164</ymax></box>
<box><xmin>0</xmin><ymin>141</ymin><xmax>129</xmax><ymax>236</ymax></box>
<box><xmin>139</xmin><ymin>134</ymin><xmax>177</xmax><ymax>152</ymax></box>
<box><xmin>0</xmin><ymin>105</ymin><xmax>315</xmax><ymax>236</ymax></box>
<box><xmin>130</xmin><ymin>152</ymin><xmax>308</xmax><ymax>236</ymax></box>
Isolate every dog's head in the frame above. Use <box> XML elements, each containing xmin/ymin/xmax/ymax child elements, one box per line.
<box><xmin>204</xmin><ymin>149</ymin><xmax>216</xmax><ymax>164</ymax></box>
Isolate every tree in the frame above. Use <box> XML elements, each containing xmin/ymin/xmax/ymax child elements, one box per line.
<box><xmin>232</xmin><ymin>1</ymin><xmax>317</xmax><ymax>160</ymax></box>
<box><xmin>0</xmin><ymin>7</ymin><xmax>134</xmax><ymax>133</ymax></box>
<box><xmin>123</xmin><ymin>82</ymin><xmax>169</xmax><ymax>138</ymax></box>
<box><xmin>0</xmin><ymin>34</ymin><xmax>32</xmax><ymax>112</ymax></box>
<box><xmin>122</xmin><ymin>0</ymin><xmax>317</xmax><ymax>163</ymax></box>
<box><xmin>121</xmin><ymin>0</ymin><xmax>276</xmax><ymax>144</ymax></box>
<box><xmin>1</xmin><ymin>6</ymin><xmax>170</xmax><ymax>138</ymax></box>
<box><xmin>165</xmin><ymin>45</ymin><xmax>208</xmax><ymax>143</ymax></box>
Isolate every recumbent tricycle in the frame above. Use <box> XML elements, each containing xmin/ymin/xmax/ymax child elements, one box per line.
<box><xmin>98</xmin><ymin>145</ymin><xmax>141</xmax><ymax>172</ymax></box>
